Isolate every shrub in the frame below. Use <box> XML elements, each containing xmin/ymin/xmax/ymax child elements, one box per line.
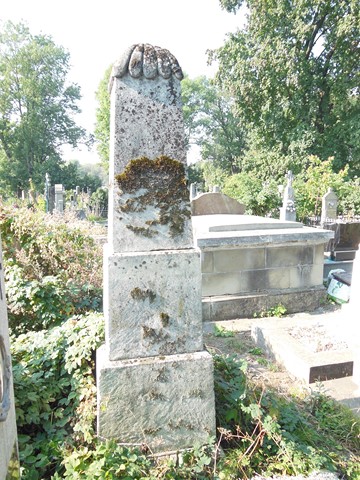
<box><xmin>12</xmin><ymin>313</ymin><xmax>105</xmax><ymax>479</ymax></box>
<box><xmin>293</xmin><ymin>156</ymin><xmax>359</xmax><ymax>220</ymax></box>
<box><xmin>222</xmin><ymin>172</ymin><xmax>281</xmax><ymax>216</ymax></box>
<box><xmin>0</xmin><ymin>204</ymin><xmax>103</xmax><ymax>332</ymax></box>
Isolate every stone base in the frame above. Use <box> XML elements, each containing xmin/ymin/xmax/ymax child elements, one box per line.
<box><xmin>202</xmin><ymin>286</ymin><xmax>327</xmax><ymax>321</ymax></box>
<box><xmin>97</xmin><ymin>346</ymin><xmax>216</xmax><ymax>453</ymax></box>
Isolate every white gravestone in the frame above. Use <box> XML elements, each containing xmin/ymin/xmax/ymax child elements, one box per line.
<box><xmin>97</xmin><ymin>44</ymin><xmax>216</xmax><ymax>453</ymax></box>
<box><xmin>0</xmin><ymin>237</ymin><xmax>20</xmax><ymax>478</ymax></box>
<box><xmin>321</xmin><ymin>188</ymin><xmax>338</xmax><ymax>224</ymax></box>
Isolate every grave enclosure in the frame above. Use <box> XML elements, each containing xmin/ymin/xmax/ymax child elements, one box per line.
<box><xmin>96</xmin><ymin>44</ymin><xmax>216</xmax><ymax>453</ymax></box>
<box><xmin>192</xmin><ymin>195</ymin><xmax>334</xmax><ymax>321</ymax></box>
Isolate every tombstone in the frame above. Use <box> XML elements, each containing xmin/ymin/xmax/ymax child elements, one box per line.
<box><xmin>190</xmin><ymin>183</ymin><xmax>197</xmax><ymax>201</ymax></box>
<box><xmin>48</xmin><ymin>186</ymin><xmax>55</xmax><ymax>213</ymax></box>
<box><xmin>321</xmin><ymin>188</ymin><xmax>338</xmax><ymax>224</ymax></box>
<box><xmin>0</xmin><ymin>237</ymin><xmax>20</xmax><ymax>479</ymax></box>
<box><xmin>97</xmin><ymin>44</ymin><xmax>215</xmax><ymax>453</ymax></box>
<box><xmin>54</xmin><ymin>184</ymin><xmax>64</xmax><ymax>213</ymax></box>
<box><xmin>279</xmin><ymin>170</ymin><xmax>296</xmax><ymax>222</ymax></box>
<box><xmin>191</xmin><ymin>192</ymin><xmax>246</xmax><ymax>216</ymax></box>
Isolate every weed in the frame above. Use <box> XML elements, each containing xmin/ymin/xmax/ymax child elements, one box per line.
<box><xmin>254</xmin><ymin>303</ymin><xmax>287</xmax><ymax>318</ymax></box>
<box><xmin>214</xmin><ymin>325</ymin><xmax>235</xmax><ymax>337</ymax></box>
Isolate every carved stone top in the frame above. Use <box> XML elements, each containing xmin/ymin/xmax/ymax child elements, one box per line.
<box><xmin>112</xmin><ymin>44</ymin><xmax>184</xmax><ymax>81</ymax></box>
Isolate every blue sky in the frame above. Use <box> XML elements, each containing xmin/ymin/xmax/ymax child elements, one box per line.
<box><xmin>1</xmin><ymin>0</ymin><xmax>246</xmax><ymax>164</ymax></box>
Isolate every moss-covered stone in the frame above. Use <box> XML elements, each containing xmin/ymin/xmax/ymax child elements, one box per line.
<box><xmin>115</xmin><ymin>156</ymin><xmax>191</xmax><ymax>238</ymax></box>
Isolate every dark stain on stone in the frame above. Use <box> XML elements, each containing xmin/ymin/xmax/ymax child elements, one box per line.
<box><xmin>130</xmin><ymin>287</ymin><xmax>156</xmax><ymax>303</ymax></box>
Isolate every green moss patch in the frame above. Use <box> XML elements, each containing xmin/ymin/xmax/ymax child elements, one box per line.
<box><xmin>115</xmin><ymin>156</ymin><xmax>191</xmax><ymax>238</ymax></box>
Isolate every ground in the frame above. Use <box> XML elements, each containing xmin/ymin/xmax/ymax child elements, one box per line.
<box><xmin>203</xmin><ymin>303</ymin><xmax>360</xmax><ymax>411</ymax></box>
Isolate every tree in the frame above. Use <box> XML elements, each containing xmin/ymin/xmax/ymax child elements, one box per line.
<box><xmin>214</xmin><ymin>0</ymin><xmax>360</xmax><ymax>176</ymax></box>
<box><xmin>0</xmin><ymin>21</ymin><xmax>89</xmax><ymax>193</ymax></box>
<box><xmin>94</xmin><ymin>65</ymin><xmax>111</xmax><ymax>173</ymax></box>
<box><xmin>182</xmin><ymin>75</ymin><xmax>246</xmax><ymax>175</ymax></box>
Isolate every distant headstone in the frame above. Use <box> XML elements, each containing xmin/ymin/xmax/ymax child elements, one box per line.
<box><xmin>97</xmin><ymin>43</ymin><xmax>215</xmax><ymax>453</ymax></box>
<box><xmin>0</xmin><ymin>236</ymin><xmax>20</xmax><ymax>479</ymax></box>
<box><xmin>54</xmin><ymin>184</ymin><xmax>64</xmax><ymax>213</ymax></box>
<box><xmin>321</xmin><ymin>188</ymin><xmax>338</xmax><ymax>224</ymax></box>
<box><xmin>191</xmin><ymin>192</ymin><xmax>245</xmax><ymax>216</ymax></box>
<box><xmin>190</xmin><ymin>183</ymin><xmax>197</xmax><ymax>201</ymax></box>
<box><xmin>280</xmin><ymin>170</ymin><xmax>296</xmax><ymax>222</ymax></box>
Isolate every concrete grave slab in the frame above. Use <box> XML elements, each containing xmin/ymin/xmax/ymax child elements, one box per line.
<box><xmin>251</xmin><ymin>314</ymin><xmax>355</xmax><ymax>384</ymax></box>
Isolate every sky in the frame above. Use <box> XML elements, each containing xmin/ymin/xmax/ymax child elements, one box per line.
<box><xmin>1</xmin><ymin>0</ymin><xmax>246</xmax><ymax>164</ymax></box>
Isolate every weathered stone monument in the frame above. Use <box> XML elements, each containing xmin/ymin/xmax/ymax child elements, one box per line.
<box><xmin>0</xmin><ymin>238</ymin><xmax>20</xmax><ymax>478</ymax></box>
<box><xmin>97</xmin><ymin>44</ymin><xmax>215</xmax><ymax>453</ymax></box>
<box><xmin>280</xmin><ymin>170</ymin><xmax>296</xmax><ymax>222</ymax></box>
<box><xmin>321</xmin><ymin>188</ymin><xmax>338</xmax><ymax>225</ymax></box>
<box><xmin>54</xmin><ymin>184</ymin><xmax>64</xmax><ymax>213</ymax></box>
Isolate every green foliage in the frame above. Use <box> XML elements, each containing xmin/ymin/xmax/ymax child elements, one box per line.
<box><xmin>12</xmin><ymin>332</ymin><xmax>360</xmax><ymax>479</ymax></box>
<box><xmin>215</xmin><ymin>0</ymin><xmax>360</xmax><ymax>176</ymax></box>
<box><xmin>94</xmin><ymin>66</ymin><xmax>112</xmax><ymax>174</ymax></box>
<box><xmin>213</xmin><ymin>355</ymin><xmax>360</xmax><ymax>479</ymax></box>
<box><xmin>5</xmin><ymin>264</ymin><xmax>101</xmax><ymax>334</ymax></box>
<box><xmin>12</xmin><ymin>313</ymin><xmax>105</xmax><ymax>479</ymax></box>
<box><xmin>222</xmin><ymin>171</ymin><xmax>281</xmax><ymax>216</ymax></box>
<box><xmin>214</xmin><ymin>325</ymin><xmax>235</xmax><ymax>338</ymax></box>
<box><xmin>0</xmin><ymin>204</ymin><xmax>102</xmax><ymax>333</ymax></box>
<box><xmin>182</xmin><ymin>75</ymin><xmax>246</xmax><ymax>175</ymax></box>
<box><xmin>254</xmin><ymin>304</ymin><xmax>287</xmax><ymax>318</ymax></box>
<box><xmin>292</xmin><ymin>155</ymin><xmax>357</xmax><ymax>220</ymax></box>
<box><xmin>58</xmin><ymin>442</ymin><xmax>152</xmax><ymax>479</ymax></box>
<box><xmin>58</xmin><ymin>161</ymin><xmax>105</xmax><ymax>192</ymax></box>
<box><xmin>0</xmin><ymin>21</ymin><xmax>89</xmax><ymax>193</ymax></box>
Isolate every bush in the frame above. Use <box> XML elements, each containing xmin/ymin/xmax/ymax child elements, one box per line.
<box><xmin>12</xmin><ymin>313</ymin><xmax>105</xmax><ymax>479</ymax></box>
<box><xmin>293</xmin><ymin>156</ymin><xmax>360</xmax><ymax>220</ymax></box>
<box><xmin>0</xmin><ymin>204</ymin><xmax>103</xmax><ymax>332</ymax></box>
<box><xmin>222</xmin><ymin>172</ymin><xmax>281</xmax><ymax>216</ymax></box>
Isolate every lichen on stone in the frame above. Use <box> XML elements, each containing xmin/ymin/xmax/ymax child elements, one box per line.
<box><xmin>116</xmin><ymin>155</ymin><xmax>191</xmax><ymax>238</ymax></box>
<box><xmin>160</xmin><ymin>312</ymin><xmax>170</xmax><ymax>327</ymax></box>
<box><xmin>130</xmin><ymin>287</ymin><xmax>156</xmax><ymax>302</ymax></box>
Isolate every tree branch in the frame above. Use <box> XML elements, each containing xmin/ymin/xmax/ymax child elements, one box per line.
<box><xmin>304</xmin><ymin>12</ymin><xmax>328</xmax><ymax>60</ymax></box>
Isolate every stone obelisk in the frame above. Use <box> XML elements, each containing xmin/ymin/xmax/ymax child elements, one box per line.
<box><xmin>97</xmin><ymin>44</ymin><xmax>215</xmax><ymax>453</ymax></box>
